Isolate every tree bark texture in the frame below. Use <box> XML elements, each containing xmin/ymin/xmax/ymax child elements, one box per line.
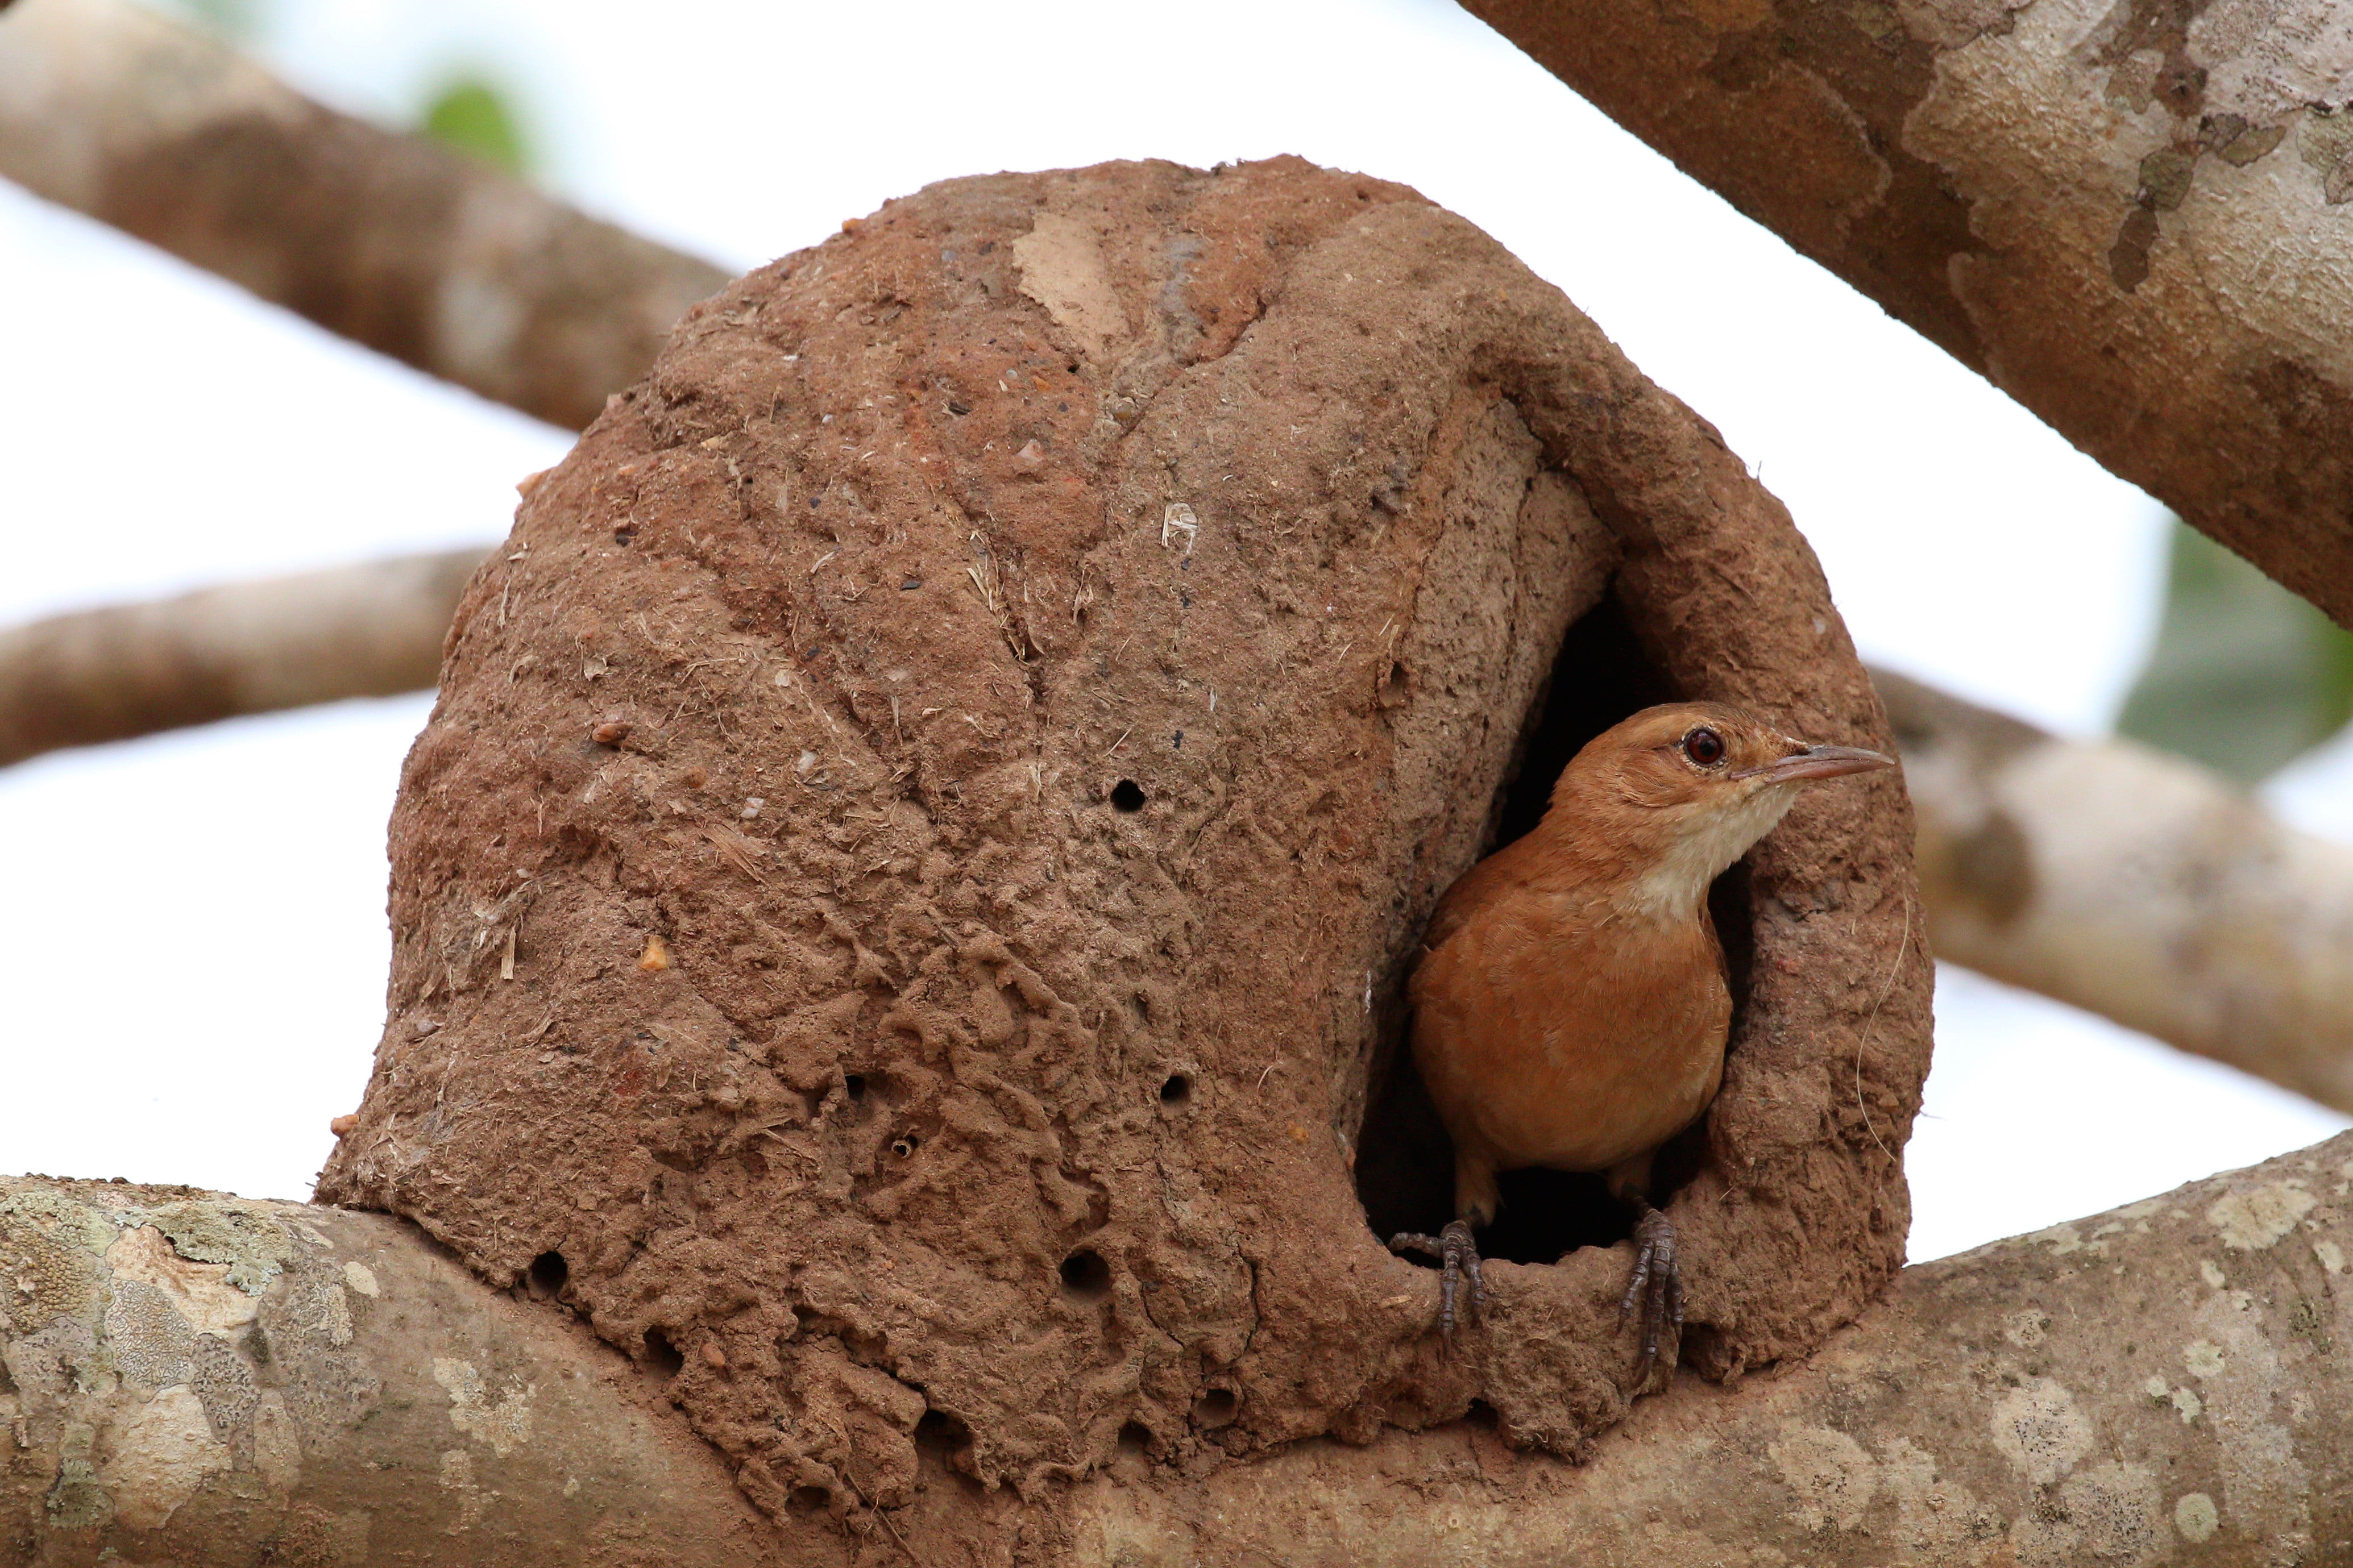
<box><xmin>0</xmin><ymin>0</ymin><xmax>727</xmax><ymax>430</ymax></box>
<box><xmin>1462</xmin><ymin>0</ymin><xmax>2353</xmax><ymax>625</ymax></box>
<box><xmin>1074</xmin><ymin>1124</ymin><xmax>2353</xmax><ymax>1565</ymax></box>
<box><xmin>14</xmin><ymin>1132</ymin><xmax>2353</xmax><ymax>1563</ymax></box>
<box><xmin>309</xmin><ymin>156</ymin><xmax>1928</xmax><ymax>1523</ymax></box>
<box><xmin>0</xmin><ymin>1177</ymin><xmax>785</xmax><ymax>1566</ymax></box>
<box><xmin>1883</xmin><ymin>668</ymin><xmax>2353</xmax><ymax>1113</ymax></box>
<box><xmin>0</xmin><ymin>550</ymin><xmax>487</xmax><ymax>768</ymax></box>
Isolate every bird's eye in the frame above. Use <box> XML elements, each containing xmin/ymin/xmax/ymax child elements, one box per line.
<box><xmin>1682</xmin><ymin>727</ymin><xmax>1726</xmax><ymax>766</ymax></box>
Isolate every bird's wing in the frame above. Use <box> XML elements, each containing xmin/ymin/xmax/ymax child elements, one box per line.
<box><xmin>1419</xmin><ymin>834</ymin><xmax>1547</xmax><ymax>955</ymax></box>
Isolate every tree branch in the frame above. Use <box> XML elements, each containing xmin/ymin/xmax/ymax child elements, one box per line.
<box><xmin>0</xmin><ymin>0</ymin><xmax>728</xmax><ymax>430</ymax></box>
<box><xmin>0</xmin><ymin>549</ymin><xmax>484</xmax><ymax>767</ymax></box>
<box><xmin>1075</xmin><ymin>1126</ymin><xmax>2353</xmax><ymax>1562</ymax></box>
<box><xmin>1882</xmin><ymin>668</ymin><xmax>2353</xmax><ymax>1113</ymax></box>
<box><xmin>13</xmin><ymin>1130</ymin><xmax>2351</xmax><ymax>1562</ymax></box>
<box><xmin>0</xmin><ymin>1176</ymin><xmax>787</xmax><ymax>1562</ymax></box>
<box><xmin>1462</xmin><ymin>0</ymin><xmax>2353</xmax><ymax>626</ymax></box>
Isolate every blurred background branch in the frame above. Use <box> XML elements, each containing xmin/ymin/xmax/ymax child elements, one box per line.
<box><xmin>0</xmin><ymin>550</ymin><xmax>484</xmax><ymax>767</ymax></box>
<box><xmin>1883</xmin><ymin>669</ymin><xmax>2353</xmax><ymax>1113</ymax></box>
<box><xmin>0</xmin><ymin>0</ymin><xmax>723</xmax><ymax>429</ymax></box>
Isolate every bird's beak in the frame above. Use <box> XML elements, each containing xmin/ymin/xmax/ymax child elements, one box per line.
<box><xmin>1734</xmin><ymin>743</ymin><xmax>1895</xmax><ymax>785</ymax></box>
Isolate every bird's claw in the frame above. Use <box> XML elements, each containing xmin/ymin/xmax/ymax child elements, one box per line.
<box><xmin>1619</xmin><ymin>1207</ymin><xmax>1684</xmax><ymax>1383</ymax></box>
<box><xmin>1388</xmin><ymin>1218</ymin><xmax>1488</xmax><ymax>1340</ymax></box>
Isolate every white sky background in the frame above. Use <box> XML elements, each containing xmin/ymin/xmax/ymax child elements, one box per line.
<box><xmin>1</xmin><ymin>0</ymin><xmax>2344</xmax><ymax>1258</ymax></box>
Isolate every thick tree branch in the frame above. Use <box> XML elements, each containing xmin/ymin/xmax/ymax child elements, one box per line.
<box><xmin>0</xmin><ymin>0</ymin><xmax>727</xmax><ymax>430</ymax></box>
<box><xmin>0</xmin><ymin>549</ymin><xmax>485</xmax><ymax>767</ymax></box>
<box><xmin>0</xmin><ymin>1177</ymin><xmax>785</xmax><ymax>1563</ymax></box>
<box><xmin>13</xmin><ymin>1131</ymin><xmax>2353</xmax><ymax>1562</ymax></box>
<box><xmin>1462</xmin><ymin>0</ymin><xmax>2353</xmax><ymax>625</ymax></box>
<box><xmin>1074</xmin><ymin>1127</ymin><xmax>2353</xmax><ymax>1562</ymax></box>
<box><xmin>1882</xmin><ymin>668</ymin><xmax>2353</xmax><ymax>1113</ymax></box>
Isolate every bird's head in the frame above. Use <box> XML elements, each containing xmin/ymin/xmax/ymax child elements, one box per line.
<box><xmin>1549</xmin><ymin>701</ymin><xmax>1894</xmax><ymax>920</ymax></box>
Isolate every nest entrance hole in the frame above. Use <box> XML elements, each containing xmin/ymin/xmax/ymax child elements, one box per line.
<box><xmin>642</xmin><ymin>1326</ymin><xmax>686</xmax><ymax>1380</ymax></box>
<box><xmin>525</xmin><ymin>1249</ymin><xmax>568</xmax><ymax>1299</ymax></box>
<box><xmin>1352</xmin><ymin>592</ymin><xmax>1742</xmax><ymax>1267</ymax></box>
<box><xmin>915</xmin><ymin>1407</ymin><xmax>973</xmax><ymax>1459</ymax></box>
<box><xmin>1059</xmin><ymin>1247</ymin><xmax>1113</xmax><ymax>1297</ymax></box>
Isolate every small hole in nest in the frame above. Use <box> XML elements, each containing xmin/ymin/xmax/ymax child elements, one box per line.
<box><xmin>642</xmin><ymin>1328</ymin><xmax>686</xmax><ymax>1378</ymax></box>
<box><xmin>526</xmin><ymin>1251</ymin><xmax>567</xmax><ymax>1297</ymax></box>
<box><xmin>1117</xmin><ymin>1420</ymin><xmax>1154</xmax><ymax>1455</ymax></box>
<box><xmin>789</xmin><ymin>1484</ymin><xmax>831</xmax><ymax>1511</ymax></box>
<box><xmin>891</xmin><ymin>1134</ymin><xmax>920</xmax><ymax>1159</ymax></box>
<box><xmin>1159</xmin><ymin>1074</ymin><xmax>1192</xmax><ymax>1105</ymax></box>
<box><xmin>1059</xmin><ymin>1248</ymin><xmax>1113</xmax><ymax>1298</ymax></box>
<box><xmin>1192</xmin><ymin>1388</ymin><xmax>1239</xmax><ymax>1428</ymax></box>
<box><xmin>612</xmin><ymin>524</ymin><xmax>637</xmax><ymax>545</ymax></box>
<box><xmin>1110</xmin><ymin>779</ymin><xmax>1147</xmax><ymax>812</ymax></box>
<box><xmin>844</xmin><ymin>1073</ymin><xmax>867</xmax><ymax>1102</ymax></box>
<box><xmin>915</xmin><ymin>1408</ymin><xmax>971</xmax><ymax>1456</ymax></box>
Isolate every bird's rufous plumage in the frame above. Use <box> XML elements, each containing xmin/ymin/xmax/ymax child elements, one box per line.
<box><xmin>1393</xmin><ymin>701</ymin><xmax>1893</xmax><ymax>1372</ymax></box>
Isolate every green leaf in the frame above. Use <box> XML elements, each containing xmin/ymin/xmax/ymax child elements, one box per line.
<box><xmin>420</xmin><ymin>77</ymin><xmax>532</xmax><ymax>178</ymax></box>
<box><xmin>2118</xmin><ymin>517</ymin><xmax>2353</xmax><ymax>781</ymax></box>
<box><xmin>156</xmin><ymin>0</ymin><xmax>267</xmax><ymax>43</ymax></box>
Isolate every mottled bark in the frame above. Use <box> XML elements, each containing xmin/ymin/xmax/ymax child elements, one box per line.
<box><xmin>1883</xmin><ymin>668</ymin><xmax>2353</xmax><ymax>1113</ymax></box>
<box><xmin>1076</xmin><ymin>1128</ymin><xmax>2353</xmax><ymax>1564</ymax></box>
<box><xmin>0</xmin><ymin>0</ymin><xmax>726</xmax><ymax>430</ymax></box>
<box><xmin>1463</xmin><ymin>0</ymin><xmax>2353</xmax><ymax>625</ymax></box>
<box><xmin>0</xmin><ymin>1176</ymin><xmax>784</xmax><ymax>1566</ymax></box>
<box><xmin>0</xmin><ymin>549</ymin><xmax>486</xmax><ymax>768</ymax></box>
<box><xmin>14</xmin><ymin>1132</ymin><xmax>2353</xmax><ymax>1563</ymax></box>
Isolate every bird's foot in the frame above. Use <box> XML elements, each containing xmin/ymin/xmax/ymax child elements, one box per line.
<box><xmin>1388</xmin><ymin>1218</ymin><xmax>1488</xmax><ymax>1340</ymax></box>
<box><xmin>1619</xmin><ymin>1206</ymin><xmax>1684</xmax><ymax>1384</ymax></box>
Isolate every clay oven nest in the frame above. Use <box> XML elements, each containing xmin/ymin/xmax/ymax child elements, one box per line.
<box><xmin>319</xmin><ymin>156</ymin><xmax>1929</xmax><ymax>1518</ymax></box>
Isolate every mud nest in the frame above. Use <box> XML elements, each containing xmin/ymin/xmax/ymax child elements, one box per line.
<box><xmin>319</xmin><ymin>156</ymin><xmax>1930</xmax><ymax>1522</ymax></box>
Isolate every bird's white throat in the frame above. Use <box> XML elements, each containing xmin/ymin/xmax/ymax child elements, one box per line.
<box><xmin>1625</xmin><ymin>783</ymin><xmax>1801</xmax><ymax>922</ymax></box>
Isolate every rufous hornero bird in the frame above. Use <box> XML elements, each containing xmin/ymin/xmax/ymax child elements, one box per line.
<box><xmin>1389</xmin><ymin>702</ymin><xmax>1893</xmax><ymax>1378</ymax></box>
